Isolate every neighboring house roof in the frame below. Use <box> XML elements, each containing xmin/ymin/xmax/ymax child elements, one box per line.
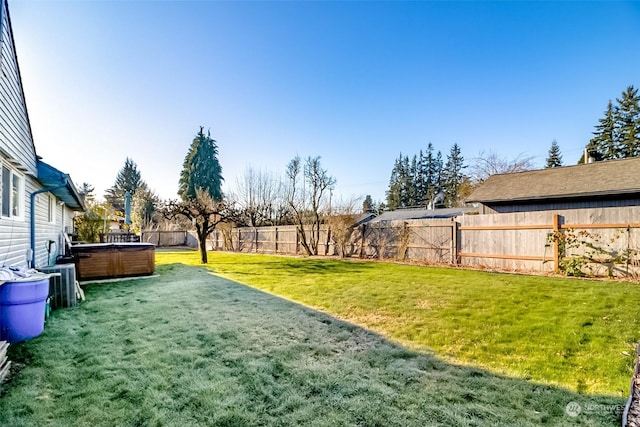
<box><xmin>353</xmin><ymin>212</ymin><xmax>376</xmax><ymax>226</ymax></box>
<box><xmin>367</xmin><ymin>207</ymin><xmax>474</xmax><ymax>223</ymax></box>
<box><xmin>37</xmin><ymin>160</ymin><xmax>85</xmax><ymax>211</ymax></box>
<box><xmin>466</xmin><ymin>157</ymin><xmax>640</xmax><ymax>204</ymax></box>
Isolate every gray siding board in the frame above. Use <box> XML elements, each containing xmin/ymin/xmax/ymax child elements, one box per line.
<box><xmin>0</xmin><ymin>0</ymin><xmax>39</xmax><ymax>268</ymax></box>
<box><xmin>34</xmin><ymin>192</ymin><xmax>56</xmax><ymax>267</ymax></box>
<box><xmin>0</xmin><ymin>177</ymin><xmax>76</xmax><ymax>268</ymax></box>
<box><xmin>481</xmin><ymin>198</ymin><xmax>640</xmax><ymax>214</ymax></box>
<box><xmin>0</xmin><ymin>172</ymin><xmax>29</xmax><ymax>267</ymax></box>
<box><xmin>0</xmin><ymin>1</ymin><xmax>36</xmax><ymax>174</ymax></box>
<box><xmin>0</xmin><ymin>105</ymin><xmax>34</xmax><ymax>164</ymax></box>
<box><xmin>0</xmin><ymin>0</ymin><xmax>80</xmax><ymax>269</ymax></box>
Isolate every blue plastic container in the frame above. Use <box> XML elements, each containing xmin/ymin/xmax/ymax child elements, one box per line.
<box><xmin>0</xmin><ymin>277</ymin><xmax>50</xmax><ymax>343</ymax></box>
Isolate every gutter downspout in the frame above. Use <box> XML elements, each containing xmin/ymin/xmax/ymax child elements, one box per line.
<box><xmin>30</xmin><ymin>178</ymin><xmax>68</xmax><ymax>268</ymax></box>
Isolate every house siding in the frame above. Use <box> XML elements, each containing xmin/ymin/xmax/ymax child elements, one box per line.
<box><xmin>0</xmin><ymin>0</ymin><xmax>32</xmax><ymax>268</ymax></box>
<box><xmin>0</xmin><ymin>0</ymin><xmax>82</xmax><ymax>269</ymax></box>
<box><xmin>479</xmin><ymin>197</ymin><xmax>640</xmax><ymax>215</ymax></box>
<box><xmin>0</xmin><ymin>0</ymin><xmax>36</xmax><ymax>175</ymax></box>
<box><xmin>32</xmin><ymin>191</ymin><xmax>69</xmax><ymax>268</ymax></box>
<box><xmin>0</xmin><ymin>175</ymin><xmax>78</xmax><ymax>268</ymax></box>
<box><xmin>0</xmin><ymin>173</ymin><xmax>32</xmax><ymax>267</ymax></box>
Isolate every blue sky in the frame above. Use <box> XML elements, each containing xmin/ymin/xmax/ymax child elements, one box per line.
<box><xmin>8</xmin><ymin>0</ymin><xmax>640</xmax><ymax>204</ymax></box>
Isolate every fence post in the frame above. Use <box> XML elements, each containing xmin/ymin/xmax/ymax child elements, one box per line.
<box><xmin>255</xmin><ymin>228</ymin><xmax>258</xmax><ymax>253</ymax></box>
<box><xmin>553</xmin><ymin>213</ymin><xmax>560</xmax><ymax>272</ymax></box>
<box><xmin>275</xmin><ymin>227</ymin><xmax>278</xmax><ymax>254</ymax></box>
<box><xmin>325</xmin><ymin>226</ymin><xmax>331</xmax><ymax>256</ymax></box>
<box><xmin>238</xmin><ymin>228</ymin><xmax>242</xmax><ymax>252</ymax></box>
<box><xmin>296</xmin><ymin>230</ymin><xmax>300</xmax><ymax>255</ymax></box>
<box><xmin>452</xmin><ymin>220</ymin><xmax>459</xmax><ymax>264</ymax></box>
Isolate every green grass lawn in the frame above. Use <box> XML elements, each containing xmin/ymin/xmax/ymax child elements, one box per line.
<box><xmin>0</xmin><ymin>250</ymin><xmax>631</xmax><ymax>426</ymax></box>
<box><xmin>158</xmin><ymin>250</ymin><xmax>640</xmax><ymax>398</ymax></box>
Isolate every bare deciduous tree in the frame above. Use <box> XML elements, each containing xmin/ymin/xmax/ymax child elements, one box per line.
<box><xmin>231</xmin><ymin>167</ymin><xmax>289</xmax><ymax>227</ymax></box>
<box><xmin>162</xmin><ymin>190</ymin><xmax>235</xmax><ymax>263</ymax></box>
<box><xmin>286</xmin><ymin>156</ymin><xmax>336</xmax><ymax>256</ymax></box>
<box><xmin>326</xmin><ymin>196</ymin><xmax>361</xmax><ymax>257</ymax></box>
<box><xmin>469</xmin><ymin>150</ymin><xmax>535</xmax><ymax>184</ymax></box>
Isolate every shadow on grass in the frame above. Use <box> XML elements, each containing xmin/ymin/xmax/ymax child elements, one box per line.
<box><xmin>0</xmin><ymin>263</ymin><xmax>625</xmax><ymax>427</ymax></box>
<box><xmin>214</xmin><ymin>257</ymin><xmax>378</xmax><ymax>276</ymax></box>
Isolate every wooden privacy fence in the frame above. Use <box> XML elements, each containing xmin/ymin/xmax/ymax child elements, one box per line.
<box><xmin>459</xmin><ymin>207</ymin><xmax>640</xmax><ymax>276</ymax></box>
<box><xmin>141</xmin><ymin>230</ymin><xmax>189</xmax><ymax>247</ymax></box>
<box><xmin>206</xmin><ymin>206</ymin><xmax>640</xmax><ymax>277</ymax></box>
<box><xmin>209</xmin><ymin>226</ymin><xmax>336</xmax><ymax>256</ymax></box>
<box><xmin>208</xmin><ymin>219</ymin><xmax>458</xmax><ymax>264</ymax></box>
<box><xmin>101</xmin><ymin>232</ymin><xmax>140</xmax><ymax>243</ymax></box>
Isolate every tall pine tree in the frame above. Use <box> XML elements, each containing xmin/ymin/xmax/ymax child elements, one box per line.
<box><xmin>442</xmin><ymin>143</ymin><xmax>466</xmax><ymax>207</ymax></box>
<box><xmin>178</xmin><ymin>127</ymin><xmax>224</xmax><ymax>202</ymax></box>
<box><xmin>615</xmin><ymin>85</ymin><xmax>640</xmax><ymax>158</ymax></box>
<box><xmin>415</xmin><ymin>150</ymin><xmax>427</xmax><ymax>205</ymax></box>
<box><xmin>545</xmin><ymin>140</ymin><xmax>563</xmax><ymax>168</ymax></box>
<box><xmin>362</xmin><ymin>195</ymin><xmax>375</xmax><ymax>213</ymax></box>
<box><xmin>428</xmin><ymin>149</ymin><xmax>443</xmax><ymax>203</ymax></box>
<box><xmin>585</xmin><ymin>100</ymin><xmax>617</xmax><ymax>161</ymax></box>
<box><xmin>385</xmin><ymin>144</ymin><xmax>448</xmax><ymax>210</ymax></box>
<box><xmin>583</xmin><ymin>85</ymin><xmax>640</xmax><ymax>163</ymax></box>
<box><xmin>166</xmin><ymin>127</ymin><xmax>228</xmax><ymax>264</ymax></box>
<box><xmin>104</xmin><ymin>157</ymin><xmax>146</xmax><ymax>212</ymax></box>
<box><xmin>385</xmin><ymin>155</ymin><xmax>403</xmax><ymax>210</ymax></box>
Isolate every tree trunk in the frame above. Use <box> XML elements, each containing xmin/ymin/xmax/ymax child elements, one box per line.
<box><xmin>199</xmin><ymin>233</ymin><xmax>208</xmax><ymax>264</ymax></box>
<box><xmin>196</xmin><ymin>222</ymin><xmax>209</xmax><ymax>264</ymax></box>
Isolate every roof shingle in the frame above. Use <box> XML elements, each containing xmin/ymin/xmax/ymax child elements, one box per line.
<box><xmin>466</xmin><ymin>157</ymin><xmax>640</xmax><ymax>203</ymax></box>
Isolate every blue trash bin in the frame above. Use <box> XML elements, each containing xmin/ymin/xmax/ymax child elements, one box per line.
<box><xmin>0</xmin><ymin>276</ymin><xmax>50</xmax><ymax>343</ymax></box>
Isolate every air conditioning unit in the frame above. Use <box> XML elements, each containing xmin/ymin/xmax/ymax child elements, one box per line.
<box><xmin>39</xmin><ymin>264</ymin><xmax>77</xmax><ymax>309</ymax></box>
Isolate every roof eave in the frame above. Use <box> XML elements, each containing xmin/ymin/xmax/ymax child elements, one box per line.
<box><xmin>468</xmin><ymin>188</ymin><xmax>640</xmax><ymax>204</ymax></box>
<box><xmin>36</xmin><ymin>160</ymin><xmax>85</xmax><ymax>211</ymax></box>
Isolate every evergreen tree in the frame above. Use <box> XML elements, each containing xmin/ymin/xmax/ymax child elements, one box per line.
<box><xmin>423</xmin><ymin>143</ymin><xmax>436</xmax><ymax>204</ymax></box>
<box><xmin>178</xmin><ymin>127</ymin><xmax>224</xmax><ymax>202</ymax></box>
<box><xmin>362</xmin><ymin>195</ymin><xmax>375</xmax><ymax>213</ymax></box>
<box><xmin>131</xmin><ymin>185</ymin><xmax>159</xmax><ymax>232</ymax></box>
<box><xmin>615</xmin><ymin>85</ymin><xmax>640</xmax><ymax>158</ymax></box>
<box><xmin>166</xmin><ymin>127</ymin><xmax>229</xmax><ymax>264</ymax></box>
<box><xmin>442</xmin><ymin>143</ymin><xmax>466</xmax><ymax>207</ymax></box>
<box><xmin>582</xmin><ymin>86</ymin><xmax>640</xmax><ymax>163</ymax></box>
<box><xmin>385</xmin><ymin>155</ymin><xmax>402</xmax><ymax>210</ymax></box>
<box><xmin>385</xmin><ymin>144</ymin><xmax>447</xmax><ymax>209</ymax></box>
<box><xmin>585</xmin><ymin>100</ymin><xmax>617</xmax><ymax>162</ymax></box>
<box><xmin>78</xmin><ymin>182</ymin><xmax>95</xmax><ymax>206</ymax></box>
<box><xmin>414</xmin><ymin>150</ymin><xmax>427</xmax><ymax>205</ymax></box>
<box><xmin>545</xmin><ymin>140</ymin><xmax>563</xmax><ymax>168</ymax></box>
<box><xmin>104</xmin><ymin>158</ymin><xmax>145</xmax><ymax>212</ymax></box>
<box><xmin>407</xmin><ymin>155</ymin><xmax>419</xmax><ymax>207</ymax></box>
<box><xmin>427</xmin><ymin>148</ymin><xmax>443</xmax><ymax>203</ymax></box>
<box><xmin>399</xmin><ymin>155</ymin><xmax>412</xmax><ymax>207</ymax></box>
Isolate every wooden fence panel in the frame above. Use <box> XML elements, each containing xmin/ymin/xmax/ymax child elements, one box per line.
<box><xmin>237</xmin><ymin>228</ymin><xmax>255</xmax><ymax>253</ymax></box>
<box><xmin>406</xmin><ymin>220</ymin><xmax>455</xmax><ymax>263</ymax></box>
<box><xmin>558</xmin><ymin>207</ymin><xmax>640</xmax><ymax>277</ymax></box>
<box><xmin>256</xmin><ymin>227</ymin><xmax>276</xmax><ymax>254</ymax></box>
<box><xmin>276</xmin><ymin>227</ymin><xmax>298</xmax><ymax>254</ymax></box>
<box><xmin>360</xmin><ymin>219</ymin><xmax>454</xmax><ymax>262</ymax></box>
<box><xmin>459</xmin><ymin>212</ymin><xmax>555</xmax><ymax>272</ymax></box>
<box><xmin>141</xmin><ymin>231</ymin><xmax>187</xmax><ymax>247</ymax></box>
<box><xmin>202</xmin><ymin>206</ymin><xmax>640</xmax><ymax>277</ymax></box>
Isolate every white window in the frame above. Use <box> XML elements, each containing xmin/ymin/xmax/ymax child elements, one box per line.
<box><xmin>1</xmin><ymin>163</ymin><xmax>24</xmax><ymax>219</ymax></box>
<box><xmin>47</xmin><ymin>194</ymin><xmax>56</xmax><ymax>223</ymax></box>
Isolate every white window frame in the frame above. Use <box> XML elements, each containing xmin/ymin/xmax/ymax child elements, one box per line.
<box><xmin>1</xmin><ymin>162</ymin><xmax>25</xmax><ymax>220</ymax></box>
<box><xmin>47</xmin><ymin>193</ymin><xmax>56</xmax><ymax>224</ymax></box>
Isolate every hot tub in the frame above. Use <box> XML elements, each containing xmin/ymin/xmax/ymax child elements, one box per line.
<box><xmin>71</xmin><ymin>243</ymin><xmax>155</xmax><ymax>281</ymax></box>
